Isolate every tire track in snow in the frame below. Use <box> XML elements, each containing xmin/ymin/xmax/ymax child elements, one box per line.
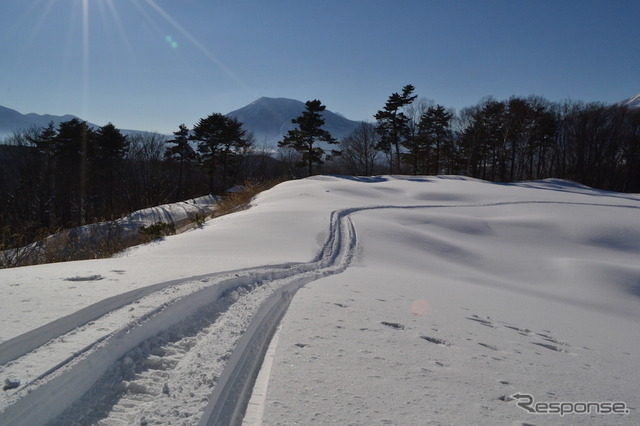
<box><xmin>200</xmin><ymin>210</ymin><xmax>357</xmax><ymax>426</ymax></box>
<box><xmin>0</xmin><ymin>265</ymin><xmax>298</xmax><ymax>366</ymax></box>
<box><xmin>0</xmin><ymin>209</ymin><xmax>357</xmax><ymax>426</ymax></box>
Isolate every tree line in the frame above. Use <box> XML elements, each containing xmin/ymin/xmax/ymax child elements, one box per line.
<box><xmin>0</xmin><ymin>114</ymin><xmax>287</xmax><ymax>251</ymax></box>
<box><xmin>366</xmin><ymin>85</ymin><xmax>639</xmax><ymax>192</ymax></box>
<box><xmin>2</xmin><ymin>90</ymin><xmax>639</xmax><ymax>252</ymax></box>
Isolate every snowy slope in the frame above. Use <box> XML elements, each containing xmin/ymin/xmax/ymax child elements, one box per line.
<box><xmin>1</xmin><ymin>176</ymin><xmax>639</xmax><ymax>425</ymax></box>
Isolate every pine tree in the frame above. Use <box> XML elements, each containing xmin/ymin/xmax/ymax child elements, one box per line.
<box><xmin>54</xmin><ymin>119</ymin><xmax>95</xmax><ymax>224</ymax></box>
<box><xmin>278</xmin><ymin>99</ymin><xmax>338</xmax><ymax>176</ymax></box>
<box><xmin>94</xmin><ymin>123</ymin><xmax>129</xmax><ymax>216</ymax></box>
<box><xmin>95</xmin><ymin>123</ymin><xmax>128</xmax><ymax>161</ymax></box>
<box><xmin>27</xmin><ymin>122</ymin><xmax>58</xmax><ymax>226</ymax></box>
<box><xmin>192</xmin><ymin>113</ymin><xmax>249</xmax><ymax>193</ymax></box>
<box><xmin>374</xmin><ymin>84</ymin><xmax>417</xmax><ymax>173</ymax></box>
<box><xmin>418</xmin><ymin>105</ymin><xmax>453</xmax><ymax>174</ymax></box>
<box><xmin>165</xmin><ymin>124</ymin><xmax>196</xmax><ymax>199</ymax></box>
<box><xmin>29</xmin><ymin>121</ymin><xmax>57</xmax><ymax>156</ymax></box>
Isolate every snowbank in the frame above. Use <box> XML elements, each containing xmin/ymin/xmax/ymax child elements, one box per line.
<box><xmin>1</xmin><ymin>195</ymin><xmax>218</xmax><ymax>267</ymax></box>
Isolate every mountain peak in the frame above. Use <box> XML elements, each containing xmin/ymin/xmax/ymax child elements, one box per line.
<box><xmin>227</xmin><ymin>97</ymin><xmax>361</xmax><ymax>147</ymax></box>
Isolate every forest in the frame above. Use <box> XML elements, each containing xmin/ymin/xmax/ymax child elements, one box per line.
<box><xmin>1</xmin><ymin>88</ymin><xmax>639</xmax><ymax>255</ymax></box>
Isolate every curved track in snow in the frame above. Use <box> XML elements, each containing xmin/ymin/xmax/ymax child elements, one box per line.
<box><xmin>0</xmin><ymin>209</ymin><xmax>357</xmax><ymax>426</ymax></box>
<box><xmin>1</xmin><ymin>199</ymin><xmax>635</xmax><ymax>425</ymax></box>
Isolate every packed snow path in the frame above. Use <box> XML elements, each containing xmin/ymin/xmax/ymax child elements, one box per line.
<box><xmin>0</xmin><ymin>208</ymin><xmax>357</xmax><ymax>425</ymax></box>
<box><xmin>1</xmin><ymin>176</ymin><xmax>639</xmax><ymax>425</ymax></box>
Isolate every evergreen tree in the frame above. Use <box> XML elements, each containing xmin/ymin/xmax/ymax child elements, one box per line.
<box><xmin>374</xmin><ymin>84</ymin><xmax>417</xmax><ymax>173</ymax></box>
<box><xmin>418</xmin><ymin>105</ymin><xmax>453</xmax><ymax>174</ymax></box>
<box><xmin>165</xmin><ymin>124</ymin><xmax>196</xmax><ymax>199</ymax></box>
<box><xmin>95</xmin><ymin>123</ymin><xmax>128</xmax><ymax>162</ymax></box>
<box><xmin>29</xmin><ymin>122</ymin><xmax>59</xmax><ymax>225</ymax></box>
<box><xmin>278</xmin><ymin>99</ymin><xmax>338</xmax><ymax>176</ymax></box>
<box><xmin>29</xmin><ymin>121</ymin><xmax>58</xmax><ymax>156</ymax></box>
<box><xmin>94</xmin><ymin>123</ymin><xmax>129</xmax><ymax>217</ymax></box>
<box><xmin>54</xmin><ymin>118</ymin><xmax>95</xmax><ymax>224</ymax></box>
<box><xmin>192</xmin><ymin>113</ymin><xmax>249</xmax><ymax>193</ymax></box>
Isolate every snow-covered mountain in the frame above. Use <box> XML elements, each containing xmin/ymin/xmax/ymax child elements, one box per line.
<box><xmin>622</xmin><ymin>94</ymin><xmax>640</xmax><ymax>109</ymax></box>
<box><xmin>226</xmin><ymin>97</ymin><xmax>363</xmax><ymax>147</ymax></box>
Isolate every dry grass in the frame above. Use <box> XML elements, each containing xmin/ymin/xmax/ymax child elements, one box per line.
<box><xmin>212</xmin><ymin>178</ymin><xmax>289</xmax><ymax>218</ymax></box>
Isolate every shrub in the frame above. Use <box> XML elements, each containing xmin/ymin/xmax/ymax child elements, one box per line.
<box><xmin>213</xmin><ymin>178</ymin><xmax>288</xmax><ymax>218</ymax></box>
<box><xmin>138</xmin><ymin>221</ymin><xmax>176</xmax><ymax>241</ymax></box>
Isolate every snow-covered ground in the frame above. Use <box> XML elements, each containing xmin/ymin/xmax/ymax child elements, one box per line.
<box><xmin>1</xmin><ymin>175</ymin><xmax>639</xmax><ymax>425</ymax></box>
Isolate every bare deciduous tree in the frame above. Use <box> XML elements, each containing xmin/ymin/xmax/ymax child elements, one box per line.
<box><xmin>339</xmin><ymin>122</ymin><xmax>380</xmax><ymax>176</ymax></box>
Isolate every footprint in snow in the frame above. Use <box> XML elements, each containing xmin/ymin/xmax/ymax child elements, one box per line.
<box><xmin>530</xmin><ymin>342</ymin><xmax>567</xmax><ymax>353</ymax></box>
<box><xmin>466</xmin><ymin>315</ymin><xmax>495</xmax><ymax>328</ymax></box>
<box><xmin>381</xmin><ymin>321</ymin><xmax>405</xmax><ymax>330</ymax></box>
<box><xmin>478</xmin><ymin>342</ymin><xmax>498</xmax><ymax>351</ymax></box>
<box><xmin>65</xmin><ymin>274</ymin><xmax>104</xmax><ymax>282</ymax></box>
<box><xmin>420</xmin><ymin>336</ymin><xmax>451</xmax><ymax>346</ymax></box>
<box><xmin>3</xmin><ymin>379</ymin><xmax>20</xmax><ymax>391</ymax></box>
<box><xmin>504</xmin><ymin>325</ymin><xmax>530</xmax><ymax>336</ymax></box>
<box><xmin>536</xmin><ymin>332</ymin><xmax>568</xmax><ymax>347</ymax></box>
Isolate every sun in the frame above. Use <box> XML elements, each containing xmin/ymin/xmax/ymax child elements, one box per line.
<box><xmin>20</xmin><ymin>0</ymin><xmax>249</xmax><ymax>118</ymax></box>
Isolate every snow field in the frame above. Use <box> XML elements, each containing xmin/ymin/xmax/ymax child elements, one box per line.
<box><xmin>1</xmin><ymin>175</ymin><xmax>639</xmax><ymax>425</ymax></box>
<box><xmin>259</xmin><ymin>198</ymin><xmax>640</xmax><ymax>425</ymax></box>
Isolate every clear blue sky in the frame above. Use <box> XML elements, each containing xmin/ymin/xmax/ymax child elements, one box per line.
<box><xmin>2</xmin><ymin>0</ymin><xmax>639</xmax><ymax>134</ymax></box>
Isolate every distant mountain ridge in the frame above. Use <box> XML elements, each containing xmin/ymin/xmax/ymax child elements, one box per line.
<box><xmin>0</xmin><ymin>106</ymin><xmax>158</xmax><ymax>140</ymax></box>
<box><xmin>6</xmin><ymin>94</ymin><xmax>635</xmax><ymax>146</ymax></box>
<box><xmin>1</xmin><ymin>98</ymin><xmax>363</xmax><ymax>146</ymax></box>
<box><xmin>0</xmin><ymin>105</ymin><xmax>82</xmax><ymax>139</ymax></box>
<box><xmin>226</xmin><ymin>97</ymin><xmax>362</xmax><ymax>147</ymax></box>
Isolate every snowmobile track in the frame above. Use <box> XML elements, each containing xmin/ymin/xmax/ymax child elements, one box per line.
<box><xmin>0</xmin><ymin>208</ymin><xmax>357</xmax><ymax>426</ymax></box>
